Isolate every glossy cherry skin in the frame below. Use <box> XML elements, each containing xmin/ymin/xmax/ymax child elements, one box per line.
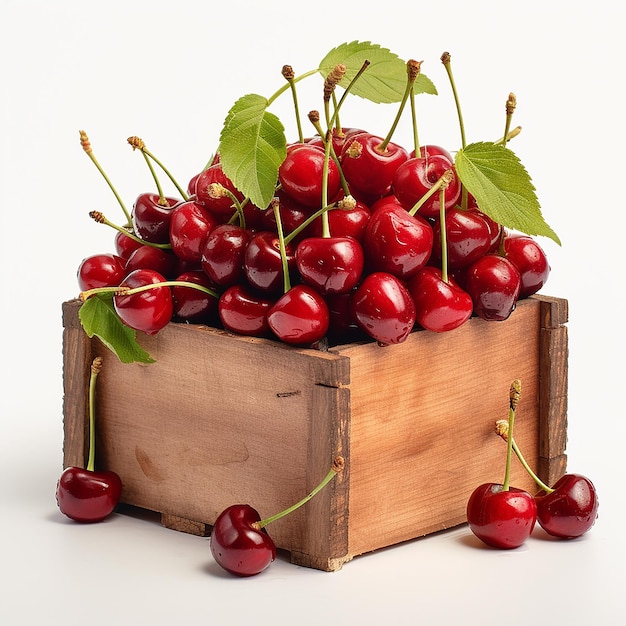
<box><xmin>503</xmin><ymin>234</ymin><xmax>551</xmax><ymax>298</ymax></box>
<box><xmin>535</xmin><ymin>473</ymin><xmax>599</xmax><ymax>539</ymax></box>
<box><xmin>278</xmin><ymin>143</ymin><xmax>341</xmax><ymax>210</ymax></box>
<box><xmin>351</xmin><ymin>272</ymin><xmax>416</xmax><ymax>345</ymax></box>
<box><xmin>201</xmin><ymin>223</ymin><xmax>252</xmax><ymax>287</ymax></box>
<box><xmin>363</xmin><ymin>201</ymin><xmax>434</xmax><ymax>280</ymax></box>
<box><xmin>124</xmin><ymin>245</ymin><xmax>178</xmax><ymax>279</ymax></box>
<box><xmin>210</xmin><ymin>504</ymin><xmax>276</xmax><ymax>577</ymax></box>
<box><xmin>193</xmin><ymin>162</ymin><xmax>245</xmax><ymax>221</ymax></box>
<box><xmin>341</xmin><ymin>132</ymin><xmax>409</xmax><ymax>200</ymax></box>
<box><xmin>392</xmin><ymin>154</ymin><xmax>461</xmax><ymax>219</ymax></box>
<box><xmin>308</xmin><ymin>200</ymin><xmax>371</xmax><ymax>242</ymax></box>
<box><xmin>218</xmin><ymin>284</ymin><xmax>274</xmax><ymax>337</ymax></box>
<box><xmin>410</xmin><ymin>144</ymin><xmax>454</xmax><ymax>161</ymax></box>
<box><xmin>114</xmin><ymin>229</ymin><xmax>144</xmax><ymax>261</ymax></box>
<box><xmin>77</xmin><ymin>253</ymin><xmax>127</xmax><ymax>291</ymax></box>
<box><xmin>463</xmin><ymin>254</ymin><xmax>521</xmax><ymax>321</ymax></box>
<box><xmin>169</xmin><ymin>200</ymin><xmax>217</xmax><ymax>264</ymax></box>
<box><xmin>131</xmin><ymin>192</ymin><xmax>180</xmax><ymax>244</ymax></box>
<box><xmin>243</xmin><ymin>231</ymin><xmax>296</xmax><ymax>295</ymax></box>
<box><xmin>171</xmin><ymin>270</ymin><xmax>219</xmax><ymax>324</ymax></box>
<box><xmin>407</xmin><ymin>266</ymin><xmax>473</xmax><ymax>332</ymax></box>
<box><xmin>466</xmin><ymin>483</ymin><xmax>537</xmax><ymax>549</ymax></box>
<box><xmin>266</xmin><ymin>284</ymin><xmax>330</xmax><ymax>345</ymax></box>
<box><xmin>114</xmin><ymin>268</ymin><xmax>173</xmax><ymax>335</ymax></box>
<box><xmin>56</xmin><ymin>467</ymin><xmax>122</xmax><ymax>523</ymax></box>
<box><xmin>430</xmin><ymin>207</ymin><xmax>493</xmax><ymax>269</ymax></box>
<box><xmin>295</xmin><ymin>236</ymin><xmax>364</xmax><ymax>295</ymax></box>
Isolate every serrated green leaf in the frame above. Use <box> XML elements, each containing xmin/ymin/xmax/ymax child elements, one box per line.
<box><xmin>78</xmin><ymin>294</ymin><xmax>155</xmax><ymax>364</ymax></box>
<box><xmin>455</xmin><ymin>142</ymin><xmax>561</xmax><ymax>245</ymax></box>
<box><xmin>218</xmin><ymin>93</ymin><xmax>287</xmax><ymax>209</ymax></box>
<box><xmin>319</xmin><ymin>40</ymin><xmax>437</xmax><ymax>104</ymax></box>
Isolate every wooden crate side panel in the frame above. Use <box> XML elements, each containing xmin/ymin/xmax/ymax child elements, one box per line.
<box><xmin>343</xmin><ymin>298</ymin><xmax>544</xmax><ymax>558</ymax></box>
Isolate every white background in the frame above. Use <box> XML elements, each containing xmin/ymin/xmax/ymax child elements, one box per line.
<box><xmin>1</xmin><ymin>1</ymin><xmax>624</xmax><ymax>624</ymax></box>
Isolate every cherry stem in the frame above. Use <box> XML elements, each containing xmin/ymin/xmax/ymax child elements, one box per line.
<box><xmin>503</xmin><ymin>93</ymin><xmax>516</xmax><ymax>147</ymax></box>
<box><xmin>80</xmin><ymin>280</ymin><xmax>220</xmax><ymax>302</ymax></box>
<box><xmin>254</xmin><ymin>456</ymin><xmax>345</xmax><ymax>529</ymax></box>
<box><xmin>409</xmin><ymin>85</ymin><xmax>420</xmax><ymax>156</ymax></box>
<box><xmin>326</xmin><ymin>60</ymin><xmax>370</xmax><ymax>133</ymax></box>
<box><xmin>142</xmin><ymin>151</ymin><xmax>167</xmax><ymax>205</ymax></box>
<box><xmin>502</xmin><ymin>379</ymin><xmax>521</xmax><ymax>491</ymax></box>
<box><xmin>495</xmin><ymin>420</ymin><xmax>553</xmax><ymax>494</ymax></box>
<box><xmin>127</xmin><ymin>136</ymin><xmax>189</xmax><ymax>201</ymax></box>
<box><xmin>88</xmin><ymin>211</ymin><xmax>172</xmax><ymax>250</ymax></box>
<box><xmin>408</xmin><ymin>169</ymin><xmax>454</xmax><ymax>217</ymax></box>
<box><xmin>379</xmin><ymin>59</ymin><xmax>421</xmax><ymax>153</ymax></box>
<box><xmin>283</xmin><ymin>200</ymin><xmax>344</xmax><ymax>246</ymax></box>
<box><xmin>282</xmin><ymin>65</ymin><xmax>304</xmax><ymax>144</ymax></box>
<box><xmin>272</xmin><ymin>200</ymin><xmax>291</xmax><ymax>294</ymax></box>
<box><xmin>266</xmin><ymin>69</ymin><xmax>319</xmax><ymax>106</ymax></box>
<box><xmin>86</xmin><ymin>357</ymin><xmax>103</xmax><ymax>472</ymax></box>
<box><xmin>495</xmin><ymin>125</ymin><xmax>522</xmax><ymax>145</ymax></box>
<box><xmin>438</xmin><ymin>183</ymin><xmax>449</xmax><ymax>283</ymax></box>
<box><xmin>440</xmin><ymin>52</ymin><xmax>467</xmax><ymax>150</ymax></box>
<box><xmin>79</xmin><ymin>131</ymin><xmax>132</xmax><ymax>225</ymax></box>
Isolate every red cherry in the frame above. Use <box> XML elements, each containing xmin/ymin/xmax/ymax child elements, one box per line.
<box><xmin>363</xmin><ymin>201</ymin><xmax>434</xmax><ymax>280</ymax></box>
<box><xmin>463</xmin><ymin>254</ymin><xmax>521</xmax><ymax>321</ymax></box>
<box><xmin>351</xmin><ymin>272</ymin><xmax>416</xmax><ymax>345</ymax></box>
<box><xmin>308</xmin><ymin>199</ymin><xmax>371</xmax><ymax>242</ymax></box>
<box><xmin>169</xmin><ymin>200</ymin><xmax>217</xmax><ymax>264</ymax></box>
<box><xmin>210</xmin><ymin>504</ymin><xmax>276</xmax><ymax>577</ymax></box>
<box><xmin>244</xmin><ymin>231</ymin><xmax>296</xmax><ymax>295</ymax></box>
<box><xmin>407</xmin><ymin>266</ymin><xmax>473</xmax><ymax>332</ymax></box>
<box><xmin>503</xmin><ymin>234</ymin><xmax>551</xmax><ymax>298</ymax></box>
<box><xmin>278</xmin><ymin>143</ymin><xmax>341</xmax><ymax>210</ymax></box>
<box><xmin>171</xmin><ymin>270</ymin><xmax>219</xmax><ymax>324</ymax></box>
<box><xmin>124</xmin><ymin>245</ymin><xmax>178</xmax><ymax>279</ymax></box>
<box><xmin>341</xmin><ymin>132</ymin><xmax>409</xmax><ymax>200</ymax></box>
<box><xmin>131</xmin><ymin>192</ymin><xmax>180</xmax><ymax>244</ymax></box>
<box><xmin>218</xmin><ymin>284</ymin><xmax>274</xmax><ymax>337</ymax></box>
<box><xmin>113</xmin><ymin>268</ymin><xmax>173</xmax><ymax>335</ymax></box>
<box><xmin>410</xmin><ymin>144</ymin><xmax>454</xmax><ymax>161</ymax></box>
<box><xmin>392</xmin><ymin>155</ymin><xmax>461</xmax><ymax>219</ymax></box>
<box><xmin>114</xmin><ymin>229</ymin><xmax>144</xmax><ymax>260</ymax></box>
<box><xmin>201</xmin><ymin>223</ymin><xmax>252</xmax><ymax>287</ymax></box>
<box><xmin>466</xmin><ymin>483</ymin><xmax>537</xmax><ymax>549</ymax></box>
<box><xmin>56</xmin><ymin>467</ymin><xmax>122</xmax><ymax>523</ymax></box>
<box><xmin>535</xmin><ymin>473</ymin><xmax>599</xmax><ymax>539</ymax></box>
<box><xmin>77</xmin><ymin>253</ymin><xmax>126</xmax><ymax>291</ymax></box>
<box><xmin>266</xmin><ymin>284</ymin><xmax>330</xmax><ymax>346</ymax></box>
<box><xmin>193</xmin><ymin>162</ymin><xmax>245</xmax><ymax>221</ymax></box>
<box><xmin>295</xmin><ymin>236</ymin><xmax>364</xmax><ymax>295</ymax></box>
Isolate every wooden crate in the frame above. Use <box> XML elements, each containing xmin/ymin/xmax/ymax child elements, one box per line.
<box><xmin>61</xmin><ymin>294</ymin><xmax>568</xmax><ymax>571</ymax></box>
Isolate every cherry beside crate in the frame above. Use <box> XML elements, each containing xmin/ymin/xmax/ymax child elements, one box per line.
<box><xmin>61</xmin><ymin>294</ymin><xmax>568</xmax><ymax>571</ymax></box>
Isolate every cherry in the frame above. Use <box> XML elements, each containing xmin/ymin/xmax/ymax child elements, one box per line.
<box><xmin>408</xmin><ymin>266</ymin><xmax>473</xmax><ymax>332</ymax></box>
<box><xmin>308</xmin><ymin>199</ymin><xmax>371</xmax><ymax>242</ymax></box>
<box><xmin>193</xmin><ymin>162</ymin><xmax>245</xmax><ymax>221</ymax></box>
<box><xmin>325</xmin><ymin>290</ymin><xmax>363</xmax><ymax>343</ymax></box>
<box><xmin>430</xmin><ymin>207</ymin><xmax>493</xmax><ymax>269</ymax></box>
<box><xmin>295</xmin><ymin>236</ymin><xmax>364</xmax><ymax>295</ymax></box>
<box><xmin>391</xmin><ymin>154</ymin><xmax>461</xmax><ymax>219</ymax></box>
<box><xmin>168</xmin><ymin>199</ymin><xmax>217</xmax><ymax>264</ymax></box>
<box><xmin>502</xmin><ymin>233</ymin><xmax>551</xmax><ymax>298</ymax></box>
<box><xmin>278</xmin><ymin>143</ymin><xmax>341</xmax><ymax>210</ymax></box>
<box><xmin>260</xmin><ymin>190</ymin><xmax>312</xmax><ymax>241</ymax></box>
<box><xmin>171</xmin><ymin>270</ymin><xmax>219</xmax><ymax>324</ymax></box>
<box><xmin>363</xmin><ymin>200</ymin><xmax>433</xmax><ymax>280</ymax></box>
<box><xmin>77</xmin><ymin>253</ymin><xmax>126</xmax><ymax>291</ymax></box>
<box><xmin>201</xmin><ymin>223</ymin><xmax>252</xmax><ymax>288</ymax></box>
<box><xmin>243</xmin><ymin>231</ymin><xmax>296</xmax><ymax>295</ymax></box>
<box><xmin>114</xmin><ymin>229</ymin><xmax>144</xmax><ymax>260</ymax></box>
<box><xmin>131</xmin><ymin>192</ymin><xmax>180</xmax><ymax>244</ymax></box>
<box><xmin>467</xmin><ymin>380</ymin><xmax>537</xmax><ymax>549</ymax></box>
<box><xmin>463</xmin><ymin>254</ymin><xmax>521</xmax><ymax>321</ymax></box>
<box><xmin>218</xmin><ymin>284</ymin><xmax>274</xmax><ymax>337</ymax></box>
<box><xmin>411</xmin><ymin>143</ymin><xmax>454</xmax><ymax>161</ymax></box>
<box><xmin>341</xmin><ymin>132</ymin><xmax>409</xmax><ymax>201</ymax></box>
<box><xmin>210</xmin><ymin>457</ymin><xmax>344</xmax><ymax>576</ymax></box>
<box><xmin>124</xmin><ymin>245</ymin><xmax>178</xmax><ymax>279</ymax></box>
<box><xmin>535</xmin><ymin>474</ymin><xmax>599</xmax><ymax>539</ymax></box>
<box><xmin>266</xmin><ymin>284</ymin><xmax>330</xmax><ymax>346</ymax></box>
<box><xmin>351</xmin><ymin>272</ymin><xmax>416</xmax><ymax>345</ymax></box>
<box><xmin>56</xmin><ymin>357</ymin><xmax>122</xmax><ymax>523</ymax></box>
<box><xmin>113</xmin><ymin>268</ymin><xmax>174</xmax><ymax>335</ymax></box>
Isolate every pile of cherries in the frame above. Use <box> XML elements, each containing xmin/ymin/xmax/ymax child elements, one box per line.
<box><xmin>78</xmin><ymin>130</ymin><xmax>550</xmax><ymax>348</ymax></box>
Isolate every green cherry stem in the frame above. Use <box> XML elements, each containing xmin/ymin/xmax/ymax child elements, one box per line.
<box><xmin>440</xmin><ymin>52</ymin><xmax>467</xmax><ymax>150</ymax></box>
<box><xmin>503</xmin><ymin>93</ymin><xmax>517</xmax><ymax>147</ymax></box>
<box><xmin>253</xmin><ymin>456</ymin><xmax>345</xmax><ymax>530</ymax></box>
<box><xmin>495</xmin><ymin>125</ymin><xmax>522</xmax><ymax>145</ymax></box>
<box><xmin>282</xmin><ymin>65</ymin><xmax>304</xmax><ymax>144</ymax></box>
<box><xmin>272</xmin><ymin>199</ymin><xmax>292</xmax><ymax>294</ymax></box>
<box><xmin>408</xmin><ymin>169</ymin><xmax>454</xmax><ymax>217</ymax></box>
<box><xmin>502</xmin><ymin>379</ymin><xmax>522</xmax><ymax>491</ymax></box>
<box><xmin>86</xmin><ymin>356</ymin><xmax>103</xmax><ymax>472</ymax></box>
<box><xmin>80</xmin><ymin>131</ymin><xmax>132</xmax><ymax>225</ymax></box>
<box><xmin>495</xmin><ymin>420</ymin><xmax>553</xmax><ymax>494</ymax></box>
<box><xmin>127</xmin><ymin>136</ymin><xmax>189</xmax><ymax>201</ymax></box>
<box><xmin>80</xmin><ymin>280</ymin><xmax>220</xmax><ymax>302</ymax></box>
<box><xmin>438</xmin><ymin>182</ymin><xmax>450</xmax><ymax>284</ymax></box>
<box><xmin>88</xmin><ymin>211</ymin><xmax>172</xmax><ymax>250</ymax></box>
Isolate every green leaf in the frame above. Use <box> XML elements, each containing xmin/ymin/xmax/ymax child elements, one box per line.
<box><xmin>319</xmin><ymin>40</ymin><xmax>437</xmax><ymax>104</ymax></box>
<box><xmin>78</xmin><ymin>294</ymin><xmax>156</xmax><ymax>364</ymax></box>
<box><xmin>455</xmin><ymin>142</ymin><xmax>561</xmax><ymax>245</ymax></box>
<box><xmin>218</xmin><ymin>93</ymin><xmax>287</xmax><ymax>209</ymax></box>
